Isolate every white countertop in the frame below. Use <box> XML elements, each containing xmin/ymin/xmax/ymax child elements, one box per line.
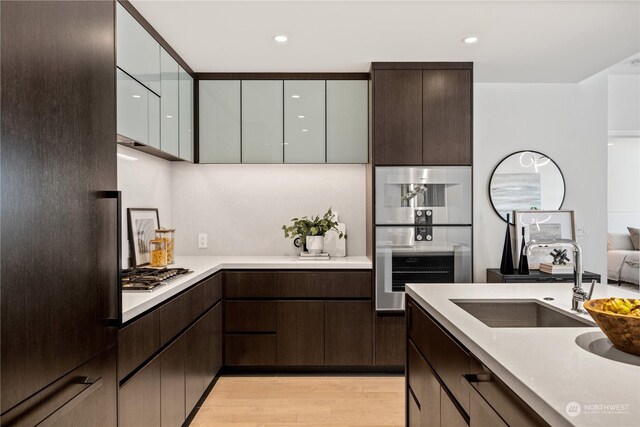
<box><xmin>121</xmin><ymin>255</ymin><xmax>372</xmax><ymax>323</ymax></box>
<box><xmin>406</xmin><ymin>282</ymin><xmax>640</xmax><ymax>427</ymax></box>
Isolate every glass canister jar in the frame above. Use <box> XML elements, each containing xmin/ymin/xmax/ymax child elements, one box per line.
<box><xmin>155</xmin><ymin>228</ymin><xmax>175</xmax><ymax>265</ymax></box>
<box><xmin>149</xmin><ymin>239</ymin><xmax>168</xmax><ymax>267</ymax></box>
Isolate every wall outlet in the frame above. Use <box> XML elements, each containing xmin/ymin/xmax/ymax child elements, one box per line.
<box><xmin>197</xmin><ymin>233</ymin><xmax>208</xmax><ymax>249</ymax></box>
<box><xmin>576</xmin><ymin>223</ymin><xmax>590</xmax><ymax>236</ymax></box>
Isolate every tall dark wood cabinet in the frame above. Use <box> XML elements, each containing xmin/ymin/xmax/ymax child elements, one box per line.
<box><xmin>422</xmin><ymin>69</ymin><xmax>472</xmax><ymax>165</ymax></box>
<box><xmin>373</xmin><ymin>70</ymin><xmax>423</xmax><ymax>165</ymax></box>
<box><xmin>1</xmin><ymin>1</ymin><xmax>119</xmax><ymax>425</ymax></box>
<box><xmin>371</xmin><ymin>62</ymin><xmax>473</xmax><ymax>166</ymax></box>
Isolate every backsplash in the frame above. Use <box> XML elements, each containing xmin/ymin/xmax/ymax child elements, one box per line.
<box><xmin>171</xmin><ymin>163</ymin><xmax>366</xmax><ymax>257</ymax></box>
<box><xmin>118</xmin><ymin>145</ymin><xmax>367</xmax><ymax>264</ymax></box>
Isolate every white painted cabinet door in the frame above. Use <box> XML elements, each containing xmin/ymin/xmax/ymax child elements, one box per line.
<box><xmin>241</xmin><ymin>80</ymin><xmax>284</xmax><ymax>163</ymax></box>
<box><xmin>179</xmin><ymin>66</ymin><xmax>193</xmax><ymax>162</ymax></box>
<box><xmin>117</xmin><ymin>69</ymin><xmax>148</xmax><ymax>145</ymax></box>
<box><xmin>148</xmin><ymin>92</ymin><xmax>160</xmax><ymax>149</ymax></box>
<box><xmin>284</xmin><ymin>81</ymin><xmax>325</xmax><ymax>163</ymax></box>
<box><xmin>161</xmin><ymin>48</ymin><xmax>180</xmax><ymax>157</ymax></box>
<box><xmin>326</xmin><ymin>80</ymin><xmax>368</xmax><ymax>163</ymax></box>
<box><xmin>199</xmin><ymin>80</ymin><xmax>241</xmax><ymax>163</ymax></box>
<box><xmin>116</xmin><ymin>3</ymin><xmax>161</xmax><ymax>94</ymax></box>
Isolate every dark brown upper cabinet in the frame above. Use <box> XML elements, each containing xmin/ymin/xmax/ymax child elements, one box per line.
<box><xmin>423</xmin><ymin>69</ymin><xmax>472</xmax><ymax>165</ymax></box>
<box><xmin>373</xmin><ymin>70</ymin><xmax>423</xmax><ymax>165</ymax></box>
<box><xmin>372</xmin><ymin>63</ymin><xmax>473</xmax><ymax>166</ymax></box>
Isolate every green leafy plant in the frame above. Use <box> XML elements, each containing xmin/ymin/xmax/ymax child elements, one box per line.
<box><xmin>282</xmin><ymin>208</ymin><xmax>346</xmax><ymax>244</ymax></box>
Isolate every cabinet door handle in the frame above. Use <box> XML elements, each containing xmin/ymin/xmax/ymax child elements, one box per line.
<box><xmin>97</xmin><ymin>191</ymin><xmax>121</xmax><ymax>324</ymax></box>
<box><xmin>37</xmin><ymin>377</ymin><xmax>103</xmax><ymax>427</ymax></box>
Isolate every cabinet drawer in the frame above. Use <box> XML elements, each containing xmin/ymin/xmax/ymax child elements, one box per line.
<box><xmin>118</xmin><ymin>310</ymin><xmax>160</xmax><ymax>381</ymax></box>
<box><xmin>200</xmin><ymin>273</ymin><xmax>222</xmax><ymax>310</ymax></box>
<box><xmin>465</xmin><ymin>374</ymin><xmax>548</xmax><ymax>427</ymax></box>
<box><xmin>407</xmin><ymin>341</ymin><xmax>440</xmax><ymax>427</ymax></box>
<box><xmin>441</xmin><ymin>388</ymin><xmax>468</xmax><ymax>427</ymax></box>
<box><xmin>119</xmin><ymin>356</ymin><xmax>161</xmax><ymax>427</ymax></box>
<box><xmin>225</xmin><ymin>335</ymin><xmax>277</xmax><ymax>366</ymax></box>
<box><xmin>276</xmin><ymin>271</ymin><xmax>371</xmax><ymax>298</ymax></box>
<box><xmin>225</xmin><ymin>301</ymin><xmax>276</xmax><ymax>332</ymax></box>
<box><xmin>408</xmin><ymin>387</ymin><xmax>421</xmax><ymax>427</ymax></box>
<box><xmin>159</xmin><ymin>285</ymin><xmax>203</xmax><ymax>346</ymax></box>
<box><xmin>408</xmin><ymin>299</ymin><xmax>471</xmax><ymax>413</ymax></box>
<box><xmin>225</xmin><ymin>271</ymin><xmax>276</xmax><ymax>298</ymax></box>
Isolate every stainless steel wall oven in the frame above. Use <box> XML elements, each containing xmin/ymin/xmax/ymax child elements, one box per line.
<box><xmin>375</xmin><ymin>167</ymin><xmax>472</xmax><ymax>311</ymax></box>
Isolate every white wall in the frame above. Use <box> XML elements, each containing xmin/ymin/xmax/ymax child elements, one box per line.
<box><xmin>474</xmin><ymin>74</ymin><xmax>609</xmax><ymax>281</ymax></box>
<box><xmin>608</xmin><ymin>137</ymin><xmax>640</xmax><ymax>233</ymax></box>
<box><xmin>117</xmin><ymin>145</ymin><xmax>174</xmax><ymax>267</ymax></box>
<box><xmin>608</xmin><ymin>75</ymin><xmax>640</xmax><ymax>133</ymax></box>
<box><xmin>170</xmin><ymin>163</ymin><xmax>366</xmax><ymax>256</ymax></box>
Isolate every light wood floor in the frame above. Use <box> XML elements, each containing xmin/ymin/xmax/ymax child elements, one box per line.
<box><xmin>190</xmin><ymin>375</ymin><xmax>405</xmax><ymax>427</ymax></box>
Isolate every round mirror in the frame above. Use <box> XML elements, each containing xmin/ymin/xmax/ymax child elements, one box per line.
<box><xmin>489</xmin><ymin>150</ymin><xmax>565</xmax><ymax>224</ymax></box>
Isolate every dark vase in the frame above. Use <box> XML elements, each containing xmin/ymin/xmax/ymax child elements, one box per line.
<box><xmin>500</xmin><ymin>213</ymin><xmax>515</xmax><ymax>274</ymax></box>
<box><xmin>517</xmin><ymin>227</ymin><xmax>530</xmax><ymax>275</ymax></box>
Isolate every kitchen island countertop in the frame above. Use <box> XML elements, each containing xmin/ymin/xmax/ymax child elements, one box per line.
<box><xmin>406</xmin><ymin>282</ymin><xmax>640</xmax><ymax>427</ymax></box>
<box><xmin>122</xmin><ymin>255</ymin><xmax>371</xmax><ymax>323</ymax></box>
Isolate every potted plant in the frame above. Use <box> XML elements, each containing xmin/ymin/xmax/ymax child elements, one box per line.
<box><xmin>282</xmin><ymin>208</ymin><xmax>346</xmax><ymax>254</ymax></box>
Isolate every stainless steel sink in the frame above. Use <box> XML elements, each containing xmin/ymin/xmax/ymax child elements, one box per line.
<box><xmin>452</xmin><ymin>299</ymin><xmax>595</xmax><ymax>328</ymax></box>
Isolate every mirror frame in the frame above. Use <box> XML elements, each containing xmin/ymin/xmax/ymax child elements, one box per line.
<box><xmin>488</xmin><ymin>150</ymin><xmax>566</xmax><ymax>224</ymax></box>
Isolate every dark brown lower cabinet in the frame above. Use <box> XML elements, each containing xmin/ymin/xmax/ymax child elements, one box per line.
<box><xmin>204</xmin><ymin>304</ymin><xmax>223</xmax><ymax>385</ymax></box>
<box><xmin>407</xmin><ymin>296</ymin><xmax>550</xmax><ymax>427</ymax></box>
<box><xmin>119</xmin><ymin>301</ymin><xmax>222</xmax><ymax>427</ymax></box>
<box><xmin>442</xmin><ymin>388</ymin><xmax>468</xmax><ymax>427</ymax></box>
<box><xmin>277</xmin><ymin>301</ymin><xmax>325</xmax><ymax>365</ymax></box>
<box><xmin>375</xmin><ymin>313</ymin><xmax>405</xmax><ymax>366</ymax></box>
<box><xmin>161</xmin><ymin>338</ymin><xmax>185</xmax><ymax>427</ymax></box>
<box><xmin>119</xmin><ymin>357</ymin><xmax>161</xmax><ymax>427</ymax></box>
<box><xmin>225</xmin><ymin>335</ymin><xmax>277</xmax><ymax>366</ymax></box>
<box><xmin>325</xmin><ymin>301</ymin><xmax>373</xmax><ymax>365</ymax></box>
<box><xmin>407</xmin><ymin>342</ymin><xmax>440</xmax><ymax>427</ymax></box>
<box><xmin>469</xmin><ymin>389</ymin><xmax>508</xmax><ymax>427</ymax></box>
<box><xmin>408</xmin><ymin>389</ymin><xmax>421</xmax><ymax>427</ymax></box>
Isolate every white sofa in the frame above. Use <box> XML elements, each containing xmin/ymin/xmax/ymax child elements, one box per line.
<box><xmin>607</xmin><ymin>232</ymin><xmax>639</xmax><ymax>286</ymax></box>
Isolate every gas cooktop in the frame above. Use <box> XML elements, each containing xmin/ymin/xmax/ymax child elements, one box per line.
<box><xmin>121</xmin><ymin>267</ymin><xmax>192</xmax><ymax>292</ymax></box>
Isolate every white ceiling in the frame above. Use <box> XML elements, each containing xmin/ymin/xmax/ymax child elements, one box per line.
<box><xmin>130</xmin><ymin>0</ymin><xmax>640</xmax><ymax>83</ymax></box>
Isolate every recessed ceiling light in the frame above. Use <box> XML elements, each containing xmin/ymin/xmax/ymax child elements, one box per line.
<box><xmin>463</xmin><ymin>36</ymin><xmax>478</xmax><ymax>44</ymax></box>
<box><xmin>608</xmin><ymin>142</ymin><xmax>614</xmax><ymax>146</ymax></box>
<box><xmin>291</xmin><ymin>95</ymin><xmax>300</xmax><ymax>99</ymax></box>
<box><xmin>298</xmin><ymin>115</ymin><xmax>305</xmax><ymax>119</ymax></box>
<box><xmin>274</xmin><ymin>35</ymin><xmax>288</xmax><ymax>43</ymax></box>
<box><xmin>132</xmin><ymin>94</ymin><xmax>141</xmax><ymax>99</ymax></box>
<box><xmin>301</xmin><ymin>129</ymin><xmax>308</xmax><ymax>132</ymax></box>
<box><xmin>165</xmin><ymin>115</ymin><xmax>173</xmax><ymax>119</ymax></box>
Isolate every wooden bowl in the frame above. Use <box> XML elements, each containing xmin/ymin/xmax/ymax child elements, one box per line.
<box><xmin>584</xmin><ymin>299</ymin><xmax>640</xmax><ymax>356</ymax></box>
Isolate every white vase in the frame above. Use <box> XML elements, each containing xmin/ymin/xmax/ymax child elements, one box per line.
<box><xmin>306</xmin><ymin>235</ymin><xmax>324</xmax><ymax>254</ymax></box>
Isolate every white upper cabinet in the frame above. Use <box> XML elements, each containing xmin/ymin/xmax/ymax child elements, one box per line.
<box><xmin>148</xmin><ymin>92</ymin><xmax>160</xmax><ymax>149</ymax></box>
<box><xmin>178</xmin><ymin>66</ymin><xmax>193</xmax><ymax>162</ymax></box>
<box><xmin>160</xmin><ymin>48</ymin><xmax>180</xmax><ymax>157</ymax></box>
<box><xmin>241</xmin><ymin>81</ymin><xmax>284</xmax><ymax>163</ymax></box>
<box><xmin>116</xmin><ymin>3</ymin><xmax>160</xmax><ymax>94</ymax></box>
<box><xmin>284</xmin><ymin>81</ymin><xmax>326</xmax><ymax>163</ymax></box>
<box><xmin>326</xmin><ymin>80</ymin><xmax>368</xmax><ymax>163</ymax></box>
<box><xmin>117</xmin><ymin>69</ymin><xmax>149</xmax><ymax>145</ymax></box>
<box><xmin>199</xmin><ymin>81</ymin><xmax>241</xmax><ymax>163</ymax></box>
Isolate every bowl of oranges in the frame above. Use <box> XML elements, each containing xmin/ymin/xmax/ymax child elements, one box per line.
<box><xmin>583</xmin><ymin>298</ymin><xmax>640</xmax><ymax>356</ymax></box>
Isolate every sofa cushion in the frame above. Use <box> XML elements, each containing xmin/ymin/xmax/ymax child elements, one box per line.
<box><xmin>628</xmin><ymin>227</ymin><xmax>640</xmax><ymax>250</ymax></box>
<box><xmin>608</xmin><ymin>232</ymin><xmax>635</xmax><ymax>251</ymax></box>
